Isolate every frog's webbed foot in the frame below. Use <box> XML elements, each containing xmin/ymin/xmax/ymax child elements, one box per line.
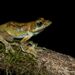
<box><xmin>20</xmin><ymin>40</ymin><xmax>32</xmax><ymax>51</ymax></box>
<box><xmin>5</xmin><ymin>42</ymin><xmax>15</xmax><ymax>53</ymax></box>
<box><xmin>20</xmin><ymin>41</ymin><xmax>38</xmax><ymax>57</ymax></box>
<box><xmin>0</xmin><ymin>35</ymin><xmax>15</xmax><ymax>53</ymax></box>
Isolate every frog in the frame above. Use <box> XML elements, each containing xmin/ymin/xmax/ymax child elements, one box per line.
<box><xmin>0</xmin><ymin>18</ymin><xmax>52</xmax><ymax>53</ymax></box>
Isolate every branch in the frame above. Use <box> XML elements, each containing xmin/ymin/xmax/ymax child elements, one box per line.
<box><xmin>0</xmin><ymin>41</ymin><xmax>75</xmax><ymax>75</ymax></box>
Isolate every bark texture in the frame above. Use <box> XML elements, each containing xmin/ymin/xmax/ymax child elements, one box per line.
<box><xmin>0</xmin><ymin>41</ymin><xmax>75</xmax><ymax>75</ymax></box>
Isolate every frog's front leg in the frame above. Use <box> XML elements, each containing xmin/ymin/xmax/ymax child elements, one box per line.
<box><xmin>0</xmin><ymin>35</ymin><xmax>15</xmax><ymax>53</ymax></box>
<box><xmin>20</xmin><ymin>32</ymin><xmax>33</xmax><ymax>52</ymax></box>
<box><xmin>20</xmin><ymin>32</ymin><xmax>33</xmax><ymax>44</ymax></box>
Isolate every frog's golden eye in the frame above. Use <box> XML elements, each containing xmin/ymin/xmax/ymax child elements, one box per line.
<box><xmin>36</xmin><ymin>22</ymin><xmax>43</xmax><ymax>27</ymax></box>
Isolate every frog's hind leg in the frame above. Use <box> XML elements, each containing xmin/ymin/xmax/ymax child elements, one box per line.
<box><xmin>0</xmin><ymin>35</ymin><xmax>15</xmax><ymax>53</ymax></box>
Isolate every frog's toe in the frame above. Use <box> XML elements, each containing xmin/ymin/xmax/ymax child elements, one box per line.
<box><xmin>10</xmin><ymin>42</ymin><xmax>19</xmax><ymax>46</ymax></box>
<box><xmin>5</xmin><ymin>44</ymin><xmax>15</xmax><ymax>53</ymax></box>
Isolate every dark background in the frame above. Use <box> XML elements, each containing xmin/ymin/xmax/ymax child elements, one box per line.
<box><xmin>0</xmin><ymin>2</ymin><xmax>75</xmax><ymax>58</ymax></box>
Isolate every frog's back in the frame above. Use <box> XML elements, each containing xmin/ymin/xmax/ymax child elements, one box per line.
<box><xmin>0</xmin><ymin>23</ymin><xmax>8</xmax><ymax>31</ymax></box>
<box><xmin>0</xmin><ymin>23</ymin><xmax>13</xmax><ymax>42</ymax></box>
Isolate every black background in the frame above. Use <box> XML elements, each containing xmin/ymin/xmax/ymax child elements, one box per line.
<box><xmin>0</xmin><ymin>1</ymin><xmax>75</xmax><ymax>58</ymax></box>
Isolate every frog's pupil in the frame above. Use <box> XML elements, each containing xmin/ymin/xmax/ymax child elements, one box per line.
<box><xmin>37</xmin><ymin>22</ymin><xmax>42</xmax><ymax>27</ymax></box>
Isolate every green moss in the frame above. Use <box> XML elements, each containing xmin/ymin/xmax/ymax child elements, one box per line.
<box><xmin>0</xmin><ymin>42</ymin><xmax>5</xmax><ymax>53</ymax></box>
<box><xmin>0</xmin><ymin>43</ymin><xmax>38</xmax><ymax>75</ymax></box>
<box><xmin>0</xmin><ymin>42</ymin><xmax>51</xmax><ymax>75</ymax></box>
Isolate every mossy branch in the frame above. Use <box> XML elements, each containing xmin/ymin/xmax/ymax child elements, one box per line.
<box><xmin>0</xmin><ymin>41</ymin><xmax>75</xmax><ymax>75</ymax></box>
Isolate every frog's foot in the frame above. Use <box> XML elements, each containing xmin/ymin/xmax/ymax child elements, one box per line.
<box><xmin>20</xmin><ymin>41</ymin><xmax>38</xmax><ymax>57</ymax></box>
<box><xmin>0</xmin><ymin>35</ymin><xmax>15</xmax><ymax>53</ymax></box>
<box><xmin>10</xmin><ymin>42</ymin><xmax>19</xmax><ymax>46</ymax></box>
<box><xmin>5</xmin><ymin>42</ymin><xmax>15</xmax><ymax>53</ymax></box>
<box><xmin>21</xmin><ymin>41</ymin><xmax>35</xmax><ymax>51</ymax></box>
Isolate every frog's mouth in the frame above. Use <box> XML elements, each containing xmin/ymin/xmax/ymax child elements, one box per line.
<box><xmin>33</xmin><ymin>26</ymin><xmax>49</xmax><ymax>35</ymax></box>
<box><xmin>34</xmin><ymin>29</ymin><xmax>44</xmax><ymax>35</ymax></box>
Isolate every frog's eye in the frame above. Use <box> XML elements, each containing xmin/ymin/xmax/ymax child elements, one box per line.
<box><xmin>36</xmin><ymin>22</ymin><xmax>43</xmax><ymax>27</ymax></box>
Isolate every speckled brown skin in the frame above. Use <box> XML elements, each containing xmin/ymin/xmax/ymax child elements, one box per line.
<box><xmin>0</xmin><ymin>18</ymin><xmax>52</xmax><ymax>53</ymax></box>
<box><xmin>0</xmin><ymin>18</ymin><xmax>51</xmax><ymax>42</ymax></box>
